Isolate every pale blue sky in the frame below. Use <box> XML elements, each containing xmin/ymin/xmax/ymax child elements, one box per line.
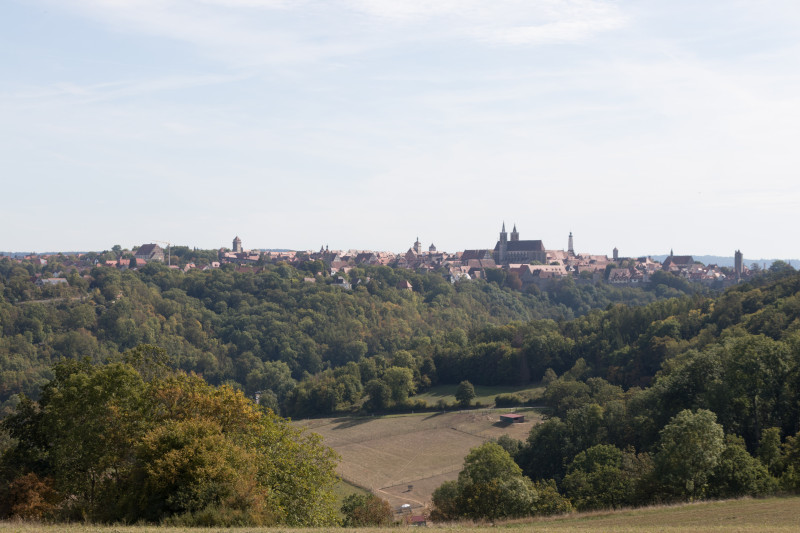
<box><xmin>2</xmin><ymin>1</ymin><xmax>799</xmax><ymax>258</ymax></box>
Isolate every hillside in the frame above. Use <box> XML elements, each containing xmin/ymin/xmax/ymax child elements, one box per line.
<box><xmin>0</xmin><ymin>258</ymin><xmax>669</xmax><ymax>415</ymax></box>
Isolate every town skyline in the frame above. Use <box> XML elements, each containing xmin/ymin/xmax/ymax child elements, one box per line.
<box><xmin>3</xmin><ymin>226</ymin><xmax>797</xmax><ymax>269</ymax></box>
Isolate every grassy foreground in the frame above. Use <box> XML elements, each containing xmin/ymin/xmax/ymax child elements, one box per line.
<box><xmin>2</xmin><ymin>496</ymin><xmax>799</xmax><ymax>533</ymax></box>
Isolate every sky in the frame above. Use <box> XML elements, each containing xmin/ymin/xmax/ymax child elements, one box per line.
<box><xmin>2</xmin><ymin>0</ymin><xmax>799</xmax><ymax>258</ymax></box>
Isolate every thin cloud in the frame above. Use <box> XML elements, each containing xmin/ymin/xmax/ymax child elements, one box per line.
<box><xmin>42</xmin><ymin>0</ymin><xmax>629</xmax><ymax>69</ymax></box>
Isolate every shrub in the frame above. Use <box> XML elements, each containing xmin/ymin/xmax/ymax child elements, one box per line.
<box><xmin>494</xmin><ymin>394</ymin><xmax>524</xmax><ymax>407</ymax></box>
<box><xmin>340</xmin><ymin>494</ymin><xmax>393</xmax><ymax>526</ymax></box>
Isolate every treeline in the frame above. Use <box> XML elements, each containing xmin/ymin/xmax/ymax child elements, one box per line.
<box><xmin>0</xmin><ymin>257</ymin><xmax>675</xmax><ymax>416</ymax></box>
<box><xmin>432</xmin><ymin>268</ymin><xmax>800</xmax><ymax>521</ymax></box>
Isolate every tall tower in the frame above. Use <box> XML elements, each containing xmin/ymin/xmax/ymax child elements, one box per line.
<box><xmin>510</xmin><ymin>224</ymin><xmax>519</xmax><ymax>242</ymax></box>
<box><xmin>499</xmin><ymin>223</ymin><xmax>508</xmax><ymax>264</ymax></box>
<box><xmin>233</xmin><ymin>236</ymin><xmax>243</xmax><ymax>253</ymax></box>
<box><xmin>568</xmin><ymin>232</ymin><xmax>574</xmax><ymax>255</ymax></box>
<box><xmin>413</xmin><ymin>237</ymin><xmax>422</xmax><ymax>254</ymax></box>
<box><xmin>613</xmin><ymin>247</ymin><xmax>619</xmax><ymax>261</ymax></box>
<box><xmin>735</xmin><ymin>250</ymin><xmax>743</xmax><ymax>280</ymax></box>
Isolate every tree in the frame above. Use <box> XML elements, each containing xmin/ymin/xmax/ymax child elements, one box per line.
<box><xmin>0</xmin><ymin>359</ymin><xmax>339</xmax><ymax>526</ymax></box>
<box><xmin>708</xmin><ymin>435</ymin><xmax>777</xmax><ymax>499</ymax></box>
<box><xmin>768</xmin><ymin>260</ymin><xmax>795</xmax><ymax>274</ymax></box>
<box><xmin>562</xmin><ymin>444</ymin><xmax>631</xmax><ymax>510</ymax></box>
<box><xmin>432</xmin><ymin>442</ymin><xmax>536</xmax><ymax>520</ymax></box>
<box><xmin>655</xmin><ymin>409</ymin><xmax>724</xmax><ymax>500</ymax></box>
<box><xmin>364</xmin><ymin>379</ymin><xmax>391</xmax><ymax>411</ymax></box>
<box><xmin>35</xmin><ymin>359</ymin><xmax>150</xmax><ymax>517</ymax></box>
<box><xmin>430</xmin><ymin>480</ymin><xmax>460</xmax><ymax>522</ymax></box>
<box><xmin>340</xmin><ymin>493</ymin><xmax>393</xmax><ymax>526</ymax></box>
<box><xmin>431</xmin><ymin>442</ymin><xmax>571</xmax><ymax>522</ymax></box>
<box><xmin>382</xmin><ymin>366</ymin><xmax>415</xmax><ymax>404</ymax></box>
<box><xmin>129</xmin><ymin>418</ymin><xmax>268</xmax><ymax>524</ymax></box>
<box><xmin>455</xmin><ymin>380</ymin><xmax>476</xmax><ymax>408</ymax></box>
<box><xmin>758</xmin><ymin>427</ymin><xmax>783</xmax><ymax>477</ymax></box>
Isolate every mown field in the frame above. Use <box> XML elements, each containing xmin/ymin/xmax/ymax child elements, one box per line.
<box><xmin>2</xmin><ymin>495</ymin><xmax>799</xmax><ymax>532</ymax></box>
<box><xmin>297</xmin><ymin>408</ymin><xmax>541</xmax><ymax>512</ymax></box>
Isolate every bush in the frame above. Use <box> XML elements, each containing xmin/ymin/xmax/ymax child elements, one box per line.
<box><xmin>6</xmin><ymin>473</ymin><xmax>58</xmax><ymax>520</ymax></box>
<box><xmin>340</xmin><ymin>494</ymin><xmax>393</xmax><ymax>526</ymax></box>
<box><xmin>494</xmin><ymin>394</ymin><xmax>524</xmax><ymax>407</ymax></box>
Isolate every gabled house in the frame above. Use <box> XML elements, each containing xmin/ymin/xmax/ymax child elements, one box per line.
<box><xmin>135</xmin><ymin>244</ymin><xmax>164</xmax><ymax>262</ymax></box>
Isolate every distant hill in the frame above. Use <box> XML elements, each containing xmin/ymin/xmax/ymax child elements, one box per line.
<box><xmin>649</xmin><ymin>255</ymin><xmax>799</xmax><ymax>268</ymax></box>
<box><xmin>0</xmin><ymin>251</ymin><xmax>92</xmax><ymax>258</ymax></box>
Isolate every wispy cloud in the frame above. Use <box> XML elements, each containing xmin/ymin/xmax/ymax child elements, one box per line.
<box><xmin>40</xmin><ymin>0</ymin><xmax>628</xmax><ymax>69</ymax></box>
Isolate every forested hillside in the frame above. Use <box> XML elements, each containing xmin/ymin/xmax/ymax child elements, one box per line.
<box><xmin>0</xmin><ymin>257</ymin><xmax>669</xmax><ymax>415</ymax></box>
<box><xmin>431</xmin><ymin>267</ymin><xmax>800</xmax><ymax>521</ymax></box>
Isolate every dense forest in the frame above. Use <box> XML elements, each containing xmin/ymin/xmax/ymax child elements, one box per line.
<box><xmin>432</xmin><ymin>265</ymin><xmax>800</xmax><ymax>521</ymax></box>
<box><xmin>3</xmin><ymin>255</ymin><xmax>800</xmax><ymax>524</ymax></box>
<box><xmin>0</xmin><ymin>257</ymin><xmax>681</xmax><ymax>416</ymax></box>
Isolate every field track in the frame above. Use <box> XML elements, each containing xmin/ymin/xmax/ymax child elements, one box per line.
<box><xmin>2</xmin><ymin>495</ymin><xmax>799</xmax><ymax>532</ymax></box>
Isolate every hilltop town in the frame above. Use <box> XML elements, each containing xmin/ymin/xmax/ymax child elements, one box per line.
<box><xmin>6</xmin><ymin>223</ymin><xmax>752</xmax><ymax>290</ymax></box>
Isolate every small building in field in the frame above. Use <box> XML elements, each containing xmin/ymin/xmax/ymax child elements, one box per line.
<box><xmin>500</xmin><ymin>413</ymin><xmax>525</xmax><ymax>424</ymax></box>
<box><xmin>408</xmin><ymin>515</ymin><xmax>427</xmax><ymax>526</ymax></box>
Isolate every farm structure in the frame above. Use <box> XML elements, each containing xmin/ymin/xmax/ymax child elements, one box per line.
<box><xmin>500</xmin><ymin>413</ymin><xmax>525</xmax><ymax>423</ymax></box>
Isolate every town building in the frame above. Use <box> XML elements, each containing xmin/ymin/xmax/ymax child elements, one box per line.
<box><xmin>134</xmin><ymin>244</ymin><xmax>165</xmax><ymax>262</ymax></box>
<box><xmin>493</xmin><ymin>223</ymin><xmax>546</xmax><ymax>265</ymax></box>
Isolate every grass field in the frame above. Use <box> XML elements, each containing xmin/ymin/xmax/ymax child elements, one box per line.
<box><xmin>503</xmin><ymin>496</ymin><xmax>800</xmax><ymax>532</ymax></box>
<box><xmin>297</xmin><ymin>408</ymin><xmax>541</xmax><ymax>512</ymax></box>
<box><xmin>413</xmin><ymin>383</ymin><xmax>545</xmax><ymax>407</ymax></box>
<box><xmin>3</xmin><ymin>495</ymin><xmax>799</xmax><ymax>532</ymax></box>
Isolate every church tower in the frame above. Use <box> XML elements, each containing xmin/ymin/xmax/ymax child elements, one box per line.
<box><xmin>499</xmin><ymin>223</ymin><xmax>508</xmax><ymax>264</ymax></box>
<box><xmin>568</xmin><ymin>232</ymin><xmax>574</xmax><ymax>255</ymax></box>
<box><xmin>232</xmin><ymin>236</ymin><xmax>243</xmax><ymax>253</ymax></box>
<box><xmin>510</xmin><ymin>224</ymin><xmax>519</xmax><ymax>242</ymax></box>
<box><xmin>413</xmin><ymin>237</ymin><xmax>422</xmax><ymax>255</ymax></box>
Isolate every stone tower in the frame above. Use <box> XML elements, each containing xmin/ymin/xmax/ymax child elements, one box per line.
<box><xmin>498</xmin><ymin>223</ymin><xmax>508</xmax><ymax>264</ymax></box>
<box><xmin>510</xmin><ymin>224</ymin><xmax>519</xmax><ymax>242</ymax></box>
<box><xmin>735</xmin><ymin>250</ymin><xmax>743</xmax><ymax>280</ymax></box>
<box><xmin>613</xmin><ymin>247</ymin><xmax>619</xmax><ymax>261</ymax></box>
<box><xmin>568</xmin><ymin>232</ymin><xmax>574</xmax><ymax>255</ymax></box>
<box><xmin>232</xmin><ymin>236</ymin><xmax>243</xmax><ymax>253</ymax></box>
